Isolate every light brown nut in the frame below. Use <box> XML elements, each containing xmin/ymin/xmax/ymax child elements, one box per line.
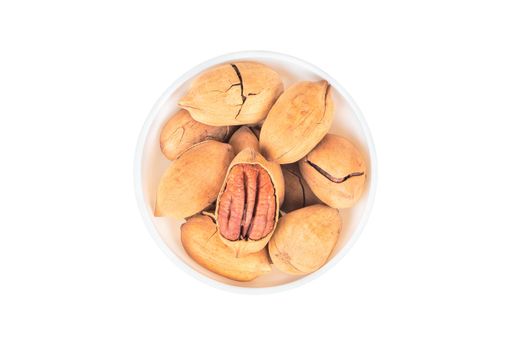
<box><xmin>159</xmin><ymin>109</ymin><xmax>233</xmax><ymax>160</ymax></box>
<box><xmin>299</xmin><ymin>134</ymin><xmax>366</xmax><ymax>208</ymax></box>
<box><xmin>216</xmin><ymin>148</ymin><xmax>284</xmax><ymax>257</ymax></box>
<box><xmin>268</xmin><ymin>204</ymin><xmax>341</xmax><ymax>275</ymax></box>
<box><xmin>178</xmin><ymin>62</ymin><xmax>284</xmax><ymax>126</ymax></box>
<box><xmin>181</xmin><ymin>214</ymin><xmax>271</xmax><ymax>282</ymax></box>
<box><xmin>281</xmin><ymin>163</ymin><xmax>321</xmax><ymax>213</ymax></box>
<box><xmin>155</xmin><ymin>140</ymin><xmax>234</xmax><ymax>219</ymax></box>
<box><xmin>259</xmin><ymin>80</ymin><xmax>334</xmax><ymax>164</ymax></box>
<box><xmin>228</xmin><ymin>126</ymin><xmax>259</xmax><ymax>154</ymax></box>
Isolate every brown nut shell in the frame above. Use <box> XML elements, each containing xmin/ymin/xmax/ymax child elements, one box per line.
<box><xmin>160</xmin><ymin>109</ymin><xmax>233</xmax><ymax>160</ymax></box>
<box><xmin>259</xmin><ymin>80</ymin><xmax>334</xmax><ymax>164</ymax></box>
<box><xmin>155</xmin><ymin>140</ymin><xmax>234</xmax><ymax>219</ymax></box>
<box><xmin>181</xmin><ymin>214</ymin><xmax>271</xmax><ymax>282</ymax></box>
<box><xmin>268</xmin><ymin>204</ymin><xmax>341</xmax><ymax>275</ymax></box>
<box><xmin>229</xmin><ymin>126</ymin><xmax>259</xmax><ymax>154</ymax></box>
<box><xmin>281</xmin><ymin>163</ymin><xmax>321</xmax><ymax>213</ymax></box>
<box><xmin>178</xmin><ymin>62</ymin><xmax>283</xmax><ymax>126</ymax></box>
<box><xmin>215</xmin><ymin>148</ymin><xmax>284</xmax><ymax>257</ymax></box>
<box><xmin>299</xmin><ymin>134</ymin><xmax>366</xmax><ymax>208</ymax></box>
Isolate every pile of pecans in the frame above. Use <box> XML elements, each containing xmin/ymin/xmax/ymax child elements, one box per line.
<box><xmin>154</xmin><ymin>61</ymin><xmax>366</xmax><ymax>282</ymax></box>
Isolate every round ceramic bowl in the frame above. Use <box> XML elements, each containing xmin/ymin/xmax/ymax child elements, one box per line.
<box><xmin>134</xmin><ymin>51</ymin><xmax>377</xmax><ymax>293</ymax></box>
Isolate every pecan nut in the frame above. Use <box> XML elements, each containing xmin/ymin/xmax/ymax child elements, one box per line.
<box><xmin>181</xmin><ymin>214</ymin><xmax>271</xmax><ymax>282</ymax></box>
<box><xmin>299</xmin><ymin>134</ymin><xmax>366</xmax><ymax>208</ymax></box>
<box><xmin>259</xmin><ymin>80</ymin><xmax>334</xmax><ymax>164</ymax></box>
<box><xmin>269</xmin><ymin>204</ymin><xmax>341</xmax><ymax>275</ymax></box>
<box><xmin>179</xmin><ymin>62</ymin><xmax>283</xmax><ymax>126</ymax></box>
<box><xmin>216</xmin><ymin>148</ymin><xmax>284</xmax><ymax>256</ymax></box>
<box><xmin>155</xmin><ymin>140</ymin><xmax>234</xmax><ymax>219</ymax></box>
<box><xmin>160</xmin><ymin>109</ymin><xmax>233</xmax><ymax>160</ymax></box>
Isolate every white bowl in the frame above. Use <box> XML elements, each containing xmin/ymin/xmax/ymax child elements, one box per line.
<box><xmin>134</xmin><ymin>51</ymin><xmax>377</xmax><ymax>293</ymax></box>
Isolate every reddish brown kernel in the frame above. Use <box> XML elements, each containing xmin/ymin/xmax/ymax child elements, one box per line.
<box><xmin>218</xmin><ymin>164</ymin><xmax>276</xmax><ymax>241</ymax></box>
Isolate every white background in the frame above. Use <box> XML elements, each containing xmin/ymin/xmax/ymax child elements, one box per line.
<box><xmin>1</xmin><ymin>1</ymin><xmax>516</xmax><ymax>349</ymax></box>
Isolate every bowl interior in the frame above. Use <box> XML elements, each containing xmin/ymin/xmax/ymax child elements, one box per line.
<box><xmin>137</xmin><ymin>52</ymin><xmax>374</xmax><ymax>290</ymax></box>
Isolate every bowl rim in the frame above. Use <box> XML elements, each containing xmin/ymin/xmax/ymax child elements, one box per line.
<box><xmin>134</xmin><ymin>50</ymin><xmax>378</xmax><ymax>294</ymax></box>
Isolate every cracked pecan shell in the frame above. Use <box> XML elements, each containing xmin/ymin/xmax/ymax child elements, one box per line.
<box><xmin>178</xmin><ymin>62</ymin><xmax>283</xmax><ymax>126</ymax></box>
<box><xmin>181</xmin><ymin>214</ymin><xmax>271</xmax><ymax>282</ymax></box>
<box><xmin>215</xmin><ymin>148</ymin><xmax>284</xmax><ymax>257</ymax></box>
<box><xmin>299</xmin><ymin>134</ymin><xmax>366</xmax><ymax>208</ymax></box>
<box><xmin>160</xmin><ymin>109</ymin><xmax>233</xmax><ymax>160</ymax></box>
<box><xmin>259</xmin><ymin>80</ymin><xmax>334</xmax><ymax>164</ymax></box>
<box><xmin>155</xmin><ymin>140</ymin><xmax>234</xmax><ymax>219</ymax></box>
<box><xmin>268</xmin><ymin>204</ymin><xmax>341</xmax><ymax>275</ymax></box>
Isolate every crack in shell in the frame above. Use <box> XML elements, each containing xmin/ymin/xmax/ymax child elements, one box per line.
<box><xmin>306</xmin><ymin>160</ymin><xmax>364</xmax><ymax>183</ymax></box>
<box><xmin>229</xmin><ymin>66</ymin><xmax>263</xmax><ymax>120</ymax></box>
<box><xmin>231</xmin><ymin>64</ymin><xmax>246</xmax><ymax>119</ymax></box>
